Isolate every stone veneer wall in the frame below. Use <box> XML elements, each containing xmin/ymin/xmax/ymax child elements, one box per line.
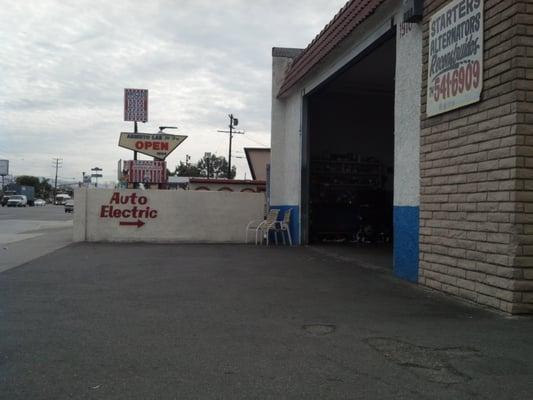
<box><xmin>419</xmin><ymin>0</ymin><xmax>533</xmax><ymax>313</ymax></box>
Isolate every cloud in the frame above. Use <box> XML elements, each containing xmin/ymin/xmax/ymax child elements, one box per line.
<box><xmin>0</xmin><ymin>0</ymin><xmax>347</xmax><ymax>182</ymax></box>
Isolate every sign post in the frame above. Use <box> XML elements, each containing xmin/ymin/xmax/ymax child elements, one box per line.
<box><xmin>121</xmin><ymin>90</ymin><xmax>185</xmax><ymax>189</ymax></box>
<box><xmin>426</xmin><ymin>0</ymin><xmax>483</xmax><ymax>117</ymax></box>
<box><xmin>91</xmin><ymin>167</ymin><xmax>103</xmax><ymax>188</ymax></box>
<box><xmin>0</xmin><ymin>160</ymin><xmax>8</xmax><ymax>191</ymax></box>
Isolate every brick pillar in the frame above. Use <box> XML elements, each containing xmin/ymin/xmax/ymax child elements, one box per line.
<box><xmin>419</xmin><ymin>0</ymin><xmax>533</xmax><ymax>313</ymax></box>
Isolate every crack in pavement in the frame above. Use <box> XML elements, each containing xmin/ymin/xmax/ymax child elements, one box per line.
<box><xmin>364</xmin><ymin>337</ymin><xmax>480</xmax><ymax>384</ymax></box>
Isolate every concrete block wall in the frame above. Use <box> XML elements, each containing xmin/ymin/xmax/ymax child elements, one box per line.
<box><xmin>74</xmin><ymin>188</ymin><xmax>265</xmax><ymax>243</ymax></box>
<box><xmin>419</xmin><ymin>0</ymin><xmax>533</xmax><ymax>313</ymax></box>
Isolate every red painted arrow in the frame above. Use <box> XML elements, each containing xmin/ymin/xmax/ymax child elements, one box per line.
<box><xmin>119</xmin><ymin>219</ymin><xmax>145</xmax><ymax>228</ymax></box>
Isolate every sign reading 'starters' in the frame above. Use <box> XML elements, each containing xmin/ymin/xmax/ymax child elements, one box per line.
<box><xmin>427</xmin><ymin>0</ymin><xmax>483</xmax><ymax>116</ymax></box>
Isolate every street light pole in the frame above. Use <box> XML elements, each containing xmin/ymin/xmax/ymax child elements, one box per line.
<box><xmin>228</xmin><ymin>115</ymin><xmax>234</xmax><ymax>178</ymax></box>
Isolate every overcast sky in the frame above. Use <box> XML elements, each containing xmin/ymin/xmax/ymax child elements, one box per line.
<box><xmin>0</xmin><ymin>0</ymin><xmax>347</xmax><ymax>184</ymax></box>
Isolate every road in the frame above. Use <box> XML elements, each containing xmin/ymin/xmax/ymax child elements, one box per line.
<box><xmin>0</xmin><ymin>204</ymin><xmax>73</xmax><ymax>272</ymax></box>
<box><xmin>1</xmin><ymin>243</ymin><xmax>532</xmax><ymax>399</ymax></box>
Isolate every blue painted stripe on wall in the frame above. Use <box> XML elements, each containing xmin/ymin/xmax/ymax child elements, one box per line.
<box><xmin>393</xmin><ymin>206</ymin><xmax>419</xmax><ymax>283</ymax></box>
<box><xmin>270</xmin><ymin>205</ymin><xmax>300</xmax><ymax>245</ymax></box>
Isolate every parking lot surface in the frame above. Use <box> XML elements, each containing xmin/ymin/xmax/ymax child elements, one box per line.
<box><xmin>1</xmin><ymin>243</ymin><xmax>532</xmax><ymax>399</ymax></box>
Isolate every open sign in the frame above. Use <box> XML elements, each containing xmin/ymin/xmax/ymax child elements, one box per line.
<box><xmin>119</xmin><ymin>132</ymin><xmax>187</xmax><ymax>159</ymax></box>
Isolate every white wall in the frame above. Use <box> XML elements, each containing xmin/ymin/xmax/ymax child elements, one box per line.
<box><xmin>270</xmin><ymin>54</ymin><xmax>302</xmax><ymax>206</ymax></box>
<box><xmin>74</xmin><ymin>188</ymin><xmax>265</xmax><ymax>243</ymax></box>
<box><xmin>394</xmin><ymin>18</ymin><xmax>422</xmax><ymax>207</ymax></box>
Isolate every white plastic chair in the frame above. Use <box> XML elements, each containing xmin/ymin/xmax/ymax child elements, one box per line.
<box><xmin>267</xmin><ymin>208</ymin><xmax>292</xmax><ymax>246</ymax></box>
<box><xmin>245</xmin><ymin>208</ymin><xmax>280</xmax><ymax>245</ymax></box>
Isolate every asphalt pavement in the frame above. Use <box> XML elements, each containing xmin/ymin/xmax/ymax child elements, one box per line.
<box><xmin>0</xmin><ymin>203</ymin><xmax>73</xmax><ymax>222</ymax></box>
<box><xmin>0</xmin><ymin>204</ymin><xmax>73</xmax><ymax>272</ymax></box>
<box><xmin>1</xmin><ymin>243</ymin><xmax>532</xmax><ymax>399</ymax></box>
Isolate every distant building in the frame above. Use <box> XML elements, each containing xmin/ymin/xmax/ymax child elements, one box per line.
<box><xmin>244</xmin><ymin>148</ymin><xmax>270</xmax><ymax>181</ymax></box>
<box><xmin>167</xmin><ymin>176</ymin><xmax>265</xmax><ymax>193</ymax></box>
<box><xmin>189</xmin><ymin>178</ymin><xmax>265</xmax><ymax>193</ymax></box>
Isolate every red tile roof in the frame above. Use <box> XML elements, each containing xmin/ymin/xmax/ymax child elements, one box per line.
<box><xmin>277</xmin><ymin>0</ymin><xmax>387</xmax><ymax>97</ymax></box>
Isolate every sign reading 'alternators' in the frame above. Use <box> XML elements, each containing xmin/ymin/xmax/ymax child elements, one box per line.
<box><xmin>427</xmin><ymin>0</ymin><xmax>483</xmax><ymax>117</ymax></box>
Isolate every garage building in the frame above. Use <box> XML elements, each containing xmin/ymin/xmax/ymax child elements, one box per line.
<box><xmin>270</xmin><ymin>0</ymin><xmax>533</xmax><ymax>314</ymax></box>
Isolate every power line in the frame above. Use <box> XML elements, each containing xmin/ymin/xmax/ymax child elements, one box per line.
<box><xmin>241</xmin><ymin>134</ymin><xmax>268</xmax><ymax>147</ymax></box>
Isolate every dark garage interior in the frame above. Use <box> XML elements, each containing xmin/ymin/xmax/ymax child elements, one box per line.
<box><xmin>305</xmin><ymin>35</ymin><xmax>396</xmax><ymax>249</ymax></box>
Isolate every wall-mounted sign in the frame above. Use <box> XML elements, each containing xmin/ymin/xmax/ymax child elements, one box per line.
<box><xmin>124</xmin><ymin>88</ymin><xmax>148</xmax><ymax>122</ymax></box>
<box><xmin>123</xmin><ymin>160</ymin><xmax>167</xmax><ymax>184</ymax></box>
<box><xmin>100</xmin><ymin>192</ymin><xmax>158</xmax><ymax>228</ymax></box>
<box><xmin>0</xmin><ymin>160</ymin><xmax>8</xmax><ymax>176</ymax></box>
<box><xmin>119</xmin><ymin>132</ymin><xmax>187</xmax><ymax>159</ymax></box>
<box><xmin>426</xmin><ymin>0</ymin><xmax>483</xmax><ymax>117</ymax></box>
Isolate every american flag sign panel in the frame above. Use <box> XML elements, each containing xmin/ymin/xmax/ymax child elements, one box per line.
<box><xmin>124</xmin><ymin>89</ymin><xmax>148</xmax><ymax>122</ymax></box>
<box><xmin>123</xmin><ymin>160</ymin><xmax>167</xmax><ymax>184</ymax></box>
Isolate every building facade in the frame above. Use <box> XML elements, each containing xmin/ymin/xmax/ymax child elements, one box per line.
<box><xmin>270</xmin><ymin>0</ymin><xmax>533</xmax><ymax>313</ymax></box>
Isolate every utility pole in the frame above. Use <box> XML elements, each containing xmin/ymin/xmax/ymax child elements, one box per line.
<box><xmin>204</xmin><ymin>152</ymin><xmax>211</xmax><ymax>178</ymax></box>
<box><xmin>218</xmin><ymin>114</ymin><xmax>244</xmax><ymax>178</ymax></box>
<box><xmin>52</xmin><ymin>157</ymin><xmax>63</xmax><ymax>203</ymax></box>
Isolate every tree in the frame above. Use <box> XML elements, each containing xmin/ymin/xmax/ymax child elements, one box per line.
<box><xmin>196</xmin><ymin>154</ymin><xmax>236</xmax><ymax>179</ymax></box>
<box><xmin>15</xmin><ymin>175</ymin><xmax>52</xmax><ymax>198</ymax></box>
<box><xmin>39</xmin><ymin>178</ymin><xmax>52</xmax><ymax>199</ymax></box>
<box><xmin>16</xmin><ymin>175</ymin><xmax>39</xmax><ymax>188</ymax></box>
<box><xmin>174</xmin><ymin>155</ymin><xmax>236</xmax><ymax>179</ymax></box>
<box><xmin>175</xmin><ymin>162</ymin><xmax>202</xmax><ymax>177</ymax></box>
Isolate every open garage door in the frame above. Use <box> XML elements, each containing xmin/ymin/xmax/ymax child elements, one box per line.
<box><xmin>302</xmin><ymin>32</ymin><xmax>396</xmax><ymax>264</ymax></box>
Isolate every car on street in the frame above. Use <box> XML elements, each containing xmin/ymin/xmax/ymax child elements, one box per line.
<box><xmin>55</xmin><ymin>194</ymin><xmax>71</xmax><ymax>205</ymax></box>
<box><xmin>64</xmin><ymin>199</ymin><xmax>74</xmax><ymax>213</ymax></box>
<box><xmin>34</xmin><ymin>198</ymin><xmax>46</xmax><ymax>206</ymax></box>
<box><xmin>7</xmin><ymin>195</ymin><xmax>28</xmax><ymax>207</ymax></box>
